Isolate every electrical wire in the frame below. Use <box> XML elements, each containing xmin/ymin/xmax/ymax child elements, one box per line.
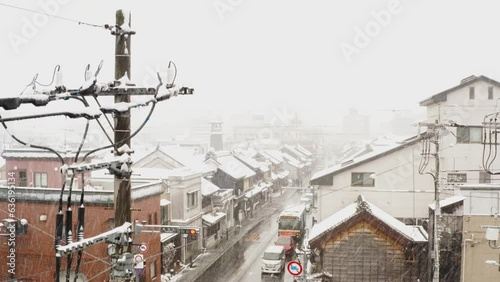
<box><xmin>33</xmin><ymin>65</ymin><xmax>60</xmax><ymax>87</ymax></box>
<box><xmin>0</xmin><ymin>2</ymin><xmax>106</xmax><ymax>29</ymax></box>
<box><xmin>168</xmin><ymin>61</ymin><xmax>178</xmax><ymax>86</ymax></box>
<box><xmin>491</xmin><ymin>114</ymin><xmax>499</xmax><ymax>171</ymax></box>
<box><xmin>0</xmin><ymin>117</ymin><xmax>65</xmax><ymax>164</ymax></box>
<box><xmin>81</xmin><ymin>93</ymin><xmax>158</xmax><ymax>162</ymax></box>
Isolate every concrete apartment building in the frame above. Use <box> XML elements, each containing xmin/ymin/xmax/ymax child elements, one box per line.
<box><xmin>311</xmin><ymin>75</ymin><xmax>500</xmax><ymax>281</ymax></box>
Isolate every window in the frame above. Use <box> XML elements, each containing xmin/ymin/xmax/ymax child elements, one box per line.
<box><xmin>457</xmin><ymin>126</ymin><xmax>482</xmax><ymax>143</ymax></box>
<box><xmin>150</xmin><ymin>260</ymin><xmax>156</xmax><ymax>279</ymax></box>
<box><xmin>469</xmin><ymin>87</ymin><xmax>475</xmax><ymax>99</ymax></box>
<box><xmin>447</xmin><ymin>173</ymin><xmax>467</xmax><ymax>183</ymax></box>
<box><xmin>18</xmin><ymin>170</ymin><xmax>27</xmax><ymax>187</ymax></box>
<box><xmin>34</xmin><ymin>172</ymin><xmax>48</xmax><ymax>188</ymax></box>
<box><xmin>148</xmin><ymin>214</ymin><xmax>152</xmax><ymax>225</ymax></box>
<box><xmin>351</xmin><ymin>172</ymin><xmax>375</xmax><ymax>187</ymax></box>
<box><xmin>154</xmin><ymin>212</ymin><xmax>158</xmax><ymax>225</ymax></box>
<box><xmin>206</xmin><ymin>222</ymin><xmax>220</xmax><ymax>238</ymax></box>
<box><xmin>187</xmin><ymin>191</ymin><xmax>199</xmax><ymax>209</ymax></box>
<box><xmin>480</xmin><ymin>171</ymin><xmax>492</xmax><ymax>184</ymax></box>
<box><xmin>489</xmin><ymin>86</ymin><xmax>494</xmax><ymax>100</ymax></box>
<box><xmin>161</xmin><ymin>204</ymin><xmax>169</xmax><ymax>225</ymax></box>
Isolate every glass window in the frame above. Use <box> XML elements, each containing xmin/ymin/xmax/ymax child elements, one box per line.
<box><xmin>187</xmin><ymin>191</ymin><xmax>199</xmax><ymax>208</ymax></box>
<box><xmin>351</xmin><ymin>172</ymin><xmax>375</xmax><ymax>187</ymax></box>
<box><xmin>457</xmin><ymin>127</ymin><xmax>482</xmax><ymax>143</ymax></box>
<box><xmin>161</xmin><ymin>204</ymin><xmax>169</xmax><ymax>225</ymax></box>
<box><xmin>19</xmin><ymin>170</ymin><xmax>27</xmax><ymax>187</ymax></box>
<box><xmin>469</xmin><ymin>87</ymin><xmax>475</xmax><ymax>99</ymax></box>
<box><xmin>489</xmin><ymin>86</ymin><xmax>494</xmax><ymax>100</ymax></box>
<box><xmin>480</xmin><ymin>171</ymin><xmax>492</xmax><ymax>184</ymax></box>
<box><xmin>34</xmin><ymin>172</ymin><xmax>48</xmax><ymax>188</ymax></box>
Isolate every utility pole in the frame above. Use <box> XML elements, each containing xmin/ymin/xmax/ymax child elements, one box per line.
<box><xmin>432</xmin><ymin>119</ymin><xmax>440</xmax><ymax>282</ymax></box>
<box><xmin>114</xmin><ymin>9</ymin><xmax>132</xmax><ymax>232</ymax></box>
<box><xmin>419</xmin><ymin>119</ymin><xmax>441</xmax><ymax>282</ymax></box>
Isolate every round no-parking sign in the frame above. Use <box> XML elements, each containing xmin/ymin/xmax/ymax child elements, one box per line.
<box><xmin>139</xmin><ymin>243</ymin><xmax>149</xmax><ymax>253</ymax></box>
<box><xmin>287</xmin><ymin>261</ymin><xmax>303</xmax><ymax>276</ymax></box>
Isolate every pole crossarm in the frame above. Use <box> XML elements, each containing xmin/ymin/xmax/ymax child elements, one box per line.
<box><xmin>66</xmin><ymin>153</ymin><xmax>132</xmax><ymax>176</ymax></box>
<box><xmin>0</xmin><ymin>109</ymin><xmax>102</xmax><ymax>122</ymax></box>
<box><xmin>56</xmin><ymin>222</ymin><xmax>132</xmax><ymax>256</ymax></box>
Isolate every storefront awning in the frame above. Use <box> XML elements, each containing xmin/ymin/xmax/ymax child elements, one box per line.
<box><xmin>245</xmin><ymin>185</ymin><xmax>264</xmax><ymax>198</ymax></box>
<box><xmin>202</xmin><ymin>212</ymin><xmax>226</xmax><ymax>225</ymax></box>
<box><xmin>278</xmin><ymin>170</ymin><xmax>290</xmax><ymax>179</ymax></box>
<box><xmin>271</xmin><ymin>172</ymin><xmax>278</xmax><ymax>180</ymax></box>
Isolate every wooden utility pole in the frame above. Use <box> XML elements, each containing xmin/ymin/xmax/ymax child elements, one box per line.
<box><xmin>114</xmin><ymin>9</ymin><xmax>132</xmax><ymax>249</ymax></box>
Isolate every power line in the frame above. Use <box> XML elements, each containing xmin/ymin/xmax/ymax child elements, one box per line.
<box><xmin>0</xmin><ymin>2</ymin><xmax>105</xmax><ymax>29</ymax></box>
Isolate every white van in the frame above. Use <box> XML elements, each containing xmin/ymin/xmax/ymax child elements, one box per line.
<box><xmin>261</xmin><ymin>245</ymin><xmax>286</xmax><ymax>275</ymax></box>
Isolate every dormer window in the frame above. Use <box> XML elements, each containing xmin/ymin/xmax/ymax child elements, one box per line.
<box><xmin>469</xmin><ymin>87</ymin><xmax>475</xmax><ymax>100</ymax></box>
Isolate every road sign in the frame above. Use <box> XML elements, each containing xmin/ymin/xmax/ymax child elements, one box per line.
<box><xmin>287</xmin><ymin>261</ymin><xmax>303</xmax><ymax>276</ymax></box>
<box><xmin>134</xmin><ymin>254</ymin><xmax>144</xmax><ymax>269</ymax></box>
<box><xmin>139</xmin><ymin>243</ymin><xmax>149</xmax><ymax>253</ymax></box>
<box><xmin>135</xmin><ymin>268</ymin><xmax>144</xmax><ymax>276</ymax></box>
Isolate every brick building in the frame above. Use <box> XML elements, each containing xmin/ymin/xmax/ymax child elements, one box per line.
<box><xmin>2</xmin><ymin>148</ymin><xmax>93</xmax><ymax>189</ymax></box>
<box><xmin>0</xmin><ymin>182</ymin><xmax>164</xmax><ymax>281</ymax></box>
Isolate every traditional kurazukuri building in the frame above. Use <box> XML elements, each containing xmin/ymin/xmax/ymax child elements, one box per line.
<box><xmin>308</xmin><ymin>195</ymin><xmax>429</xmax><ymax>282</ymax></box>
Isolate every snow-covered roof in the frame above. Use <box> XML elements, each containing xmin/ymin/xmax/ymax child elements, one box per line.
<box><xmin>283</xmin><ymin>153</ymin><xmax>304</xmax><ymax>168</ymax></box>
<box><xmin>2</xmin><ymin>148</ymin><xmax>93</xmax><ymax>159</ymax></box>
<box><xmin>262</xmin><ymin>150</ymin><xmax>284</xmax><ymax>164</ymax></box>
<box><xmin>296</xmin><ymin>144</ymin><xmax>312</xmax><ymax>157</ymax></box>
<box><xmin>159</xmin><ymin>146</ymin><xmax>214</xmax><ymax>174</ymax></box>
<box><xmin>160</xmin><ymin>232</ymin><xmax>177</xmax><ymax>242</ymax></box>
<box><xmin>202</xmin><ymin>212</ymin><xmax>226</xmax><ymax>225</ymax></box>
<box><xmin>311</xmin><ymin>135</ymin><xmax>420</xmax><ymax>182</ymax></box>
<box><xmin>201</xmin><ymin>179</ymin><xmax>220</xmax><ymax>196</ymax></box>
<box><xmin>259</xmin><ymin>165</ymin><xmax>270</xmax><ymax>173</ymax></box>
<box><xmin>236</xmin><ymin>154</ymin><xmax>270</xmax><ymax>173</ymax></box>
<box><xmin>428</xmin><ymin>195</ymin><xmax>467</xmax><ymax>210</ymax></box>
<box><xmin>282</xmin><ymin>144</ymin><xmax>307</xmax><ymax>161</ymax></box>
<box><xmin>133</xmin><ymin>145</ymin><xmax>214</xmax><ymax>174</ymax></box>
<box><xmin>309</xmin><ymin>195</ymin><xmax>428</xmax><ymax>243</ymax></box>
<box><xmin>235</xmin><ymin>154</ymin><xmax>261</xmax><ymax>169</ymax></box>
<box><xmin>217</xmin><ymin>155</ymin><xmax>256</xmax><ymax>179</ymax></box>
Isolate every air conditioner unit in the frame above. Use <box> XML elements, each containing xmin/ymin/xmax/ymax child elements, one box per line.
<box><xmin>486</xmin><ymin>227</ymin><xmax>499</xmax><ymax>241</ymax></box>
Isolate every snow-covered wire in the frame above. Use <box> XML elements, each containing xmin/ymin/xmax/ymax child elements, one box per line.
<box><xmin>81</xmin><ymin>95</ymin><xmax>158</xmax><ymax>162</ymax></box>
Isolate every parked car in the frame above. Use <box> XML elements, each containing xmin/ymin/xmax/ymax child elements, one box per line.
<box><xmin>261</xmin><ymin>245</ymin><xmax>286</xmax><ymax>275</ymax></box>
<box><xmin>274</xmin><ymin>235</ymin><xmax>295</xmax><ymax>256</ymax></box>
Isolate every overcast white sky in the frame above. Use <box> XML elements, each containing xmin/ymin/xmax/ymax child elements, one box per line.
<box><xmin>1</xmin><ymin>0</ymin><xmax>500</xmax><ymax>129</ymax></box>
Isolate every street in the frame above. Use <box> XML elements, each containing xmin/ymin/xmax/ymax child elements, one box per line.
<box><xmin>217</xmin><ymin>188</ymin><xmax>314</xmax><ymax>282</ymax></box>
